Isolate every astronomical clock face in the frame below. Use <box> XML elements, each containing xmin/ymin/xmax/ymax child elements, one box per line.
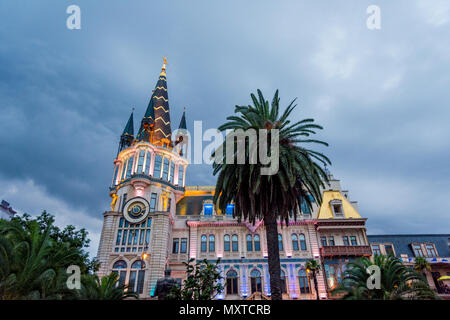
<box><xmin>122</xmin><ymin>197</ymin><xmax>150</xmax><ymax>224</ymax></box>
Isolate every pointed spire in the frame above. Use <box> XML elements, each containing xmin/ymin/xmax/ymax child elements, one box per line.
<box><xmin>122</xmin><ymin>109</ymin><xmax>134</xmax><ymax>136</ymax></box>
<box><xmin>151</xmin><ymin>57</ymin><xmax>173</xmax><ymax>147</ymax></box>
<box><xmin>118</xmin><ymin>109</ymin><xmax>135</xmax><ymax>154</ymax></box>
<box><xmin>178</xmin><ymin>107</ymin><xmax>187</xmax><ymax>130</ymax></box>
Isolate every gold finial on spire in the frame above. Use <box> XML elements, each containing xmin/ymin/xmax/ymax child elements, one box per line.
<box><xmin>160</xmin><ymin>57</ymin><xmax>167</xmax><ymax>76</ymax></box>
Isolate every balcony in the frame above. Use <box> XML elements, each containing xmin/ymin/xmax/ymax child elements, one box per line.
<box><xmin>320</xmin><ymin>245</ymin><xmax>372</xmax><ymax>257</ymax></box>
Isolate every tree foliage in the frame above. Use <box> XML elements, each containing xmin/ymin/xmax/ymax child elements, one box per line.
<box><xmin>0</xmin><ymin>212</ymin><xmax>98</xmax><ymax>299</ymax></box>
<box><xmin>74</xmin><ymin>273</ymin><xmax>137</xmax><ymax>300</ymax></box>
<box><xmin>332</xmin><ymin>255</ymin><xmax>439</xmax><ymax>300</ymax></box>
<box><xmin>212</xmin><ymin>89</ymin><xmax>330</xmax><ymax>299</ymax></box>
<box><xmin>168</xmin><ymin>258</ymin><xmax>223</xmax><ymax>300</ymax></box>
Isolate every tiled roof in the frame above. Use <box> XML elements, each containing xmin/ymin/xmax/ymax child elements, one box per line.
<box><xmin>176</xmin><ymin>195</ymin><xmax>213</xmax><ymax>215</ymax></box>
<box><xmin>367</xmin><ymin>234</ymin><xmax>450</xmax><ymax>257</ymax></box>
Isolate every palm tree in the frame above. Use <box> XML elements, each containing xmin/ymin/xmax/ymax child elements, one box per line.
<box><xmin>414</xmin><ymin>256</ymin><xmax>431</xmax><ymax>276</ymax></box>
<box><xmin>74</xmin><ymin>273</ymin><xmax>138</xmax><ymax>300</ymax></box>
<box><xmin>305</xmin><ymin>259</ymin><xmax>321</xmax><ymax>300</ymax></box>
<box><xmin>0</xmin><ymin>219</ymin><xmax>78</xmax><ymax>299</ymax></box>
<box><xmin>332</xmin><ymin>255</ymin><xmax>439</xmax><ymax>300</ymax></box>
<box><xmin>213</xmin><ymin>90</ymin><xmax>330</xmax><ymax>299</ymax></box>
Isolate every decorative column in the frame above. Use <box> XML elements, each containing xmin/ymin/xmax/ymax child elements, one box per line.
<box><xmin>263</xmin><ymin>264</ymin><xmax>271</xmax><ymax>296</ymax></box>
<box><xmin>240</xmin><ymin>264</ymin><xmax>249</xmax><ymax>298</ymax></box>
<box><xmin>288</xmin><ymin>263</ymin><xmax>299</xmax><ymax>299</ymax></box>
<box><xmin>188</xmin><ymin>222</ymin><xmax>198</xmax><ymax>260</ymax></box>
<box><xmin>307</xmin><ymin>224</ymin><xmax>327</xmax><ymax>299</ymax></box>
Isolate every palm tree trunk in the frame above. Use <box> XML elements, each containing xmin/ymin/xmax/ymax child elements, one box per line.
<box><xmin>313</xmin><ymin>272</ymin><xmax>319</xmax><ymax>300</ymax></box>
<box><xmin>264</xmin><ymin>213</ymin><xmax>282</xmax><ymax>300</ymax></box>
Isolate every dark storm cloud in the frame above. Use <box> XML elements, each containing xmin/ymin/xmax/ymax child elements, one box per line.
<box><xmin>0</xmin><ymin>0</ymin><xmax>449</xmax><ymax>255</ymax></box>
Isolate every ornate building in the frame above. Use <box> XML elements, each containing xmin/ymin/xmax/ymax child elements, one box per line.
<box><xmin>96</xmin><ymin>60</ymin><xmax>372</xmax><ymax>299</ymax></box>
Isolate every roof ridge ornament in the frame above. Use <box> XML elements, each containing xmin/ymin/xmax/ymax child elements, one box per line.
<box><xmin>161</xmin><ymin>57</ymin><xmax>168</xmax><ymax>76</ymax></box>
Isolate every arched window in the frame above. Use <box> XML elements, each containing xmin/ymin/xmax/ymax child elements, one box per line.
<box><xmin>250</xmin><ymin>269</ymin><xmax>262</xmax><ymax>293</ymax></box>
<box><xmin>299</xmin><ymin>234</ymin><xmax>307</xmax><ymax>251</ymax></box>
<box><xmin>169</xmin><ymin>161</ymin><xmax>175</xmax><ymax>184</ymax></box>
<box><xmin>126</xmin><ymin>156</ymin><xmax>134</xmax><ymax>178</ymax></box>
<box><xmin>298</xmin><ymin>269</ymin><xmax>310</xmax><ymax>294</ymax></box>
<box><xmin>162</xmin><ymin>157</ymin><xmax>170</xmax><ymax>180</ymax></box>
<box><xmin>137</xmin><ymin>150</ymin><xmax>145</xmax><ymax>173</ymax></box>
<box><xmin>226</xmin><ymin>270</ymin><xmax>238</xmax><ymax>295</ymax></box>
<box><xmin>232</xmin><ymin>235</ymin><xmax>239</xmax><ymax>252</ymax></box>
<box><xmin>201</xmin><ymin>235</ymin><xmax>207</xmax><ymax>252</ymax></box>
<box><xmin>246</xmin><ymin>234</ymin><xmax>253</xmax><ymax>252</ymax></box>
<box><xmin>112</xmin><ymin>260</ymin><xmax>127</xmax><ymax>287</ymax></box>
<box><xmin>153</xmin><ymin>155</ymin><xmax>162</xmax><ymax>178</ymax></box>
<box><xmin>121</xmin><ymin>158</ymin><xmax>128</xmax><ymax>180</ymax></box>
<box><xmin>254</xmin><ymin>234</ymin><xmax>261</xmax><ymax>251</ymax></box>
<box><xmin>129</xmin><ymin>260</ymin><xmax>146</xmax><ymax>294</ymax></box>
<box><xmin>209</xmin><ymin>235</ymin><xmax>215</xmax><ymax>252</ymax></box>
<box><xmin>145</xmin><ymin>151</ymin><xmax>152</xmax><ymax>175</ymax></box>
<box><xmin>292</xmin><ymin>234</ymin><xmax>299</xmax><ymax>251</ymax></box>
<box><xmin>112</xmin><ymin>165</ymin><xmax>119</xmax><ymax>186</ymax></box>
<box><xmin>278</xmin><ymin>234</ymin><xmax>284</xmax><ymax>251</ymax></box>
<box><xmin>178</xmin><ymin>165</ymin><xmax>184</xmax><ymax>186</ymax></box>
<box><xmin>280</xmin><ymin>269</ymin><xmax>287</xmax><ymax>294</ymax></box>
<box><xmin>224</xmin><ymin>235</ymin><xmax>230</xmax><ymax>252</ymax></box>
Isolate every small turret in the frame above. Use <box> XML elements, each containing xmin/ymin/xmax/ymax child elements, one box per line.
<box><xmin>175</xmin><ymin>107</ymin><xmax>188</xmax><ymax>157</ymax></box>
<box><xmin>118</xmin><ymin>110</ymin><xmax>134</xmax><ymax>154</ymax></box>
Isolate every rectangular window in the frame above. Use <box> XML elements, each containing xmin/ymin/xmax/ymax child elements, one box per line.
<box><xmin>153</xmin><ymin>155</ymin><xmax>162</xmax><ymax>178</ymax></box>
<box><xmin>412</xmin><ymin>244</ymin><xmax>424</xmax><ymax>257</ymax></box>
<box><xmin>150</xmin><ymin>193</ymin><xmax>157</xmax><ymax>212</ymax></box>
<box><xmin>329</xmin><ymin>236</ymin><xmax>335</xmax><ymax>246</ymax></box>
<box><xmin>180</xmin><ymin>238</ymin><xmax>187</xmax><ymax>253</ymax></box>
<box><xmin>178</xmin><ymin>166</ymin><xmax>184</xmax><ymax>186</ymax></box>
<box><xmin>384</xmin><ymin>244</ymin><xmax>394</xmax><ymax>256</ymax></box>
<box><xmin>425</xmin><ymin>244</ymin><xmax>437</xmax><ymax>257</ymax></box>
<box><xmin>162</xmin><ymin>158</ymin><xmax>169</xmax><ymax>180</ymax></box>
<box><xmin>321</xmin><ymin>237</ymin><xmax>327</xmax><ymax>247</ymax></box>
<box><xmin>145</xmin><ymin>230</ymin><xmax>151</xmax><ymax>244</ymax></box>
<box><xmin>126</xmin><ymin>156</ymin><xmax>134</xmax><ymax>178</ymax></box>
<box><xmin>169</xmin><ymin>162</ymin><xmax>175</xmax><ymax>184</ymax></box>
<box><xmin>121</xmin><ymin>230</ymin><xmax>128</xmax><ymax>246</ymax></box>
<box><xmin>343</xmin><ymin>236</ymin><xmax>349</xmax><ymax>246</ymax></box>
<box><xmin>334</xmin><ymin>204</ymin><xmax>343</xmax><ymax>216</ymax></box>
<box><xmin>139</xmin><ymin>230</ymin><xmax>144</xmax><ymax>245</ymax></box>
<box><xmin>350</xmin><ymin>236</ymin><xmax>357</xmax><ymax>246</ymax></box>
<box><xmin>145</xmin><ymin>151</ymin><xmax>152</xmax><ymax>175</ymax></box>
<box><xmin>372</xmin><ymin>244</ymin><xmax>381</xmax><ymax>255</ymax></box>
<box><xmin>127</xmin><ymin>230</ymin><xmax>133</xmax><ymax>245</ymax></box>
<box><xmin>116</xmin><ymin>230</ymin><xmax>122</xmax><ymax>245</ymax></box>
<box><xmin>133</xmin><ymin>230</ymin><xmax>138</xmax><ymax>245</ymax></box>
<box><xmin>137</xmin><ymin>150</ymin><xmax>145</xmax><ymax>173</ymax></box>
<box><xmin>167</xmin><ymin>198</ymin><xmax>171</xmax><ymax>212</ymax></box>
<box><xmin>226</xmin><ymin>204</ymin><xmax>234</xmax><ymax>215</ymax></box>
<box><xmin>172</xmin><ymin>238</ymin><xmax>179</xmax><ymax>254</ymax></box>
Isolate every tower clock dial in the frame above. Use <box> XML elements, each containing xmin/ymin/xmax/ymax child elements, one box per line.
<box><xmin>122</xmin><ymin>197</ymin><xmax>150</xmax><ymax>223</ymax></box>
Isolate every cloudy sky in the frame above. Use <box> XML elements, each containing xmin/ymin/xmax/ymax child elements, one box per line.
<box><xmin>1</xmin><ymin>0</ymin><xmax>449</xmax><ymax>256</ymax></box>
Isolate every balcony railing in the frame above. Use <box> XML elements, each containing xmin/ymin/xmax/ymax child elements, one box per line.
<box><xmin>320</xmin><ymin>245</ymin><xmax>372</xmax><ymax>257</ymax></box>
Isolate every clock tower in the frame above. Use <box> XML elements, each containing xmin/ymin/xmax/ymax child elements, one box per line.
<box><xmin>96</xmin><ymin>59</ymin><xmax>188</xmax><ymax>297</ymax></box>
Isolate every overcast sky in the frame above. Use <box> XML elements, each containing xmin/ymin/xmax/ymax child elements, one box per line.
<box><xmin>1</xmin><ymin>0</ymin><xmax>449</xmax><ymax>256</ymax></box>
